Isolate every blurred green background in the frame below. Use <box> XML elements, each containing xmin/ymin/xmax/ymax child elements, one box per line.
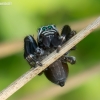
<box><xmin>0</xmin><ymin>0</ymin><xmax>100</xmax><ymax>100</ymax></box>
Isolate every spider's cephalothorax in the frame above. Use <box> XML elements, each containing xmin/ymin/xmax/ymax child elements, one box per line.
<box><xmin>37</xmin><ymin>25</ymin><xmax>61</xmax><ymax>51</ymax></box>
<box><xmin>24</xmin><ymin>25</ymin><xmax>76</xmax><ymax>87</ymax></box>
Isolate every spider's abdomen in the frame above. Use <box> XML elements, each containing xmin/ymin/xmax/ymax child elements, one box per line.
<box><xmin>44</xmin><ymin>59</ymin><xmax>69</xmax><ymax>87</ymax></box>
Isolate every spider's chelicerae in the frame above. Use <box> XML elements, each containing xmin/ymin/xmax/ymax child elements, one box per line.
<box><xmin>24</xmin><ymin>25</ymin><xmax>76</xmax><ymax>87</ymax></box>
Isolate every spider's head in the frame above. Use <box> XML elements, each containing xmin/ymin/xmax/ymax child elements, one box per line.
<box><xmin>37</xmin><ymin>25</ymin><xmax>58</xmax><ymax>43</ymax></box>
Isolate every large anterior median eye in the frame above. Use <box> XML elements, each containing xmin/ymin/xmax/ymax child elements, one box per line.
<box><xmin>48</xmin><ymin>25</ymin><xmax>53</xmax><ymax>30</ymax></box>
<box><xmin>42</xmin><ymin>27</ymin><xmax>47</xmax><ymax>31</ymax></box>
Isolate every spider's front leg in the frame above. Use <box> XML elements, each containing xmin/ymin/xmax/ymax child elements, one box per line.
<box><xmin>59</xmin><ymin>25</ymin><xmax>77</xmax><ymax>64</ymax></box>
<box><xmin>24</xmin><ymin>35</ymin><xmax>43</xmax><ymax>68</ymax></box>
<box><xmin>61</xmin><ymin>25</ymin><xmax>76</xmax><ymax>42</ymax></box>
<box><xmin>58</xmin><ymin>25</ymin><xmax>76</xmax><ymax>51</ymax></box>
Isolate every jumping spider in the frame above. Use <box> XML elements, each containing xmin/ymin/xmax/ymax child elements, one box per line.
<box><xmin>24</xmin><ymin>25</ymin><xmax>76</xmax><ymax>87</ymax></box>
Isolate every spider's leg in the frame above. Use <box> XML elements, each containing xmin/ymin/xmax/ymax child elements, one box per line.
<box><xmin>59</xmin><ymin>25</ymin><xmax>76</xmax><ymax>64</ymax></box>
<box><xmin>24</xmin><ymin>35</ymin><xmax>42</xmax><ymax>68</ymax></box>
<box><xmin>61</xmin><ymin>52</ymin><xmax>76</xmax><ymax>64</ymax></box>
<box><xmin>60</xmin><ymin>25</ymin><xmax>76</xmax><ymax>50</ymax></box>
<box><xmin>65</xmin><ymin>56</ymin><xmax>76</xmax><ymax>64</ymax></box>
<box><xmin>60</xmin><ymin>25</ymin><xmax>71</xmax><ymax>43</ymax></box>
<box><xmin>56</xmin><ymin>25</ymin><xmax>71</xmax><ymax>53</ymax></box>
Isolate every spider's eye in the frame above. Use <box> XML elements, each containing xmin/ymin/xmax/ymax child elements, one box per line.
<box><xmin>48</xmin><ymin>25</ymin><xmax>53</xmax><ymax>30</ymax></box>
<box><xmin>42</xmin><ymin>27</ymin><xmax>47</xmax><ymax>31</ymax></box>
